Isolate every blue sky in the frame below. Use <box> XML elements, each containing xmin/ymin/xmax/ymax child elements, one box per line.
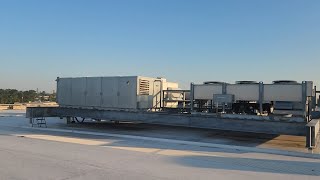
<box><xmin>0</xmin><ymin>0</ymin><xmax>319</xmax><ymax>92</ymax></box>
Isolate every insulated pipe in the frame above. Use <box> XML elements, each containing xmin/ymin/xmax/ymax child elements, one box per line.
<box><xmin>154</xmin><ymin>79</ymin><xmax>163</xmax><ymax>110</ymax></box>
<box><xmin>55</xmin><ymin>77</ymin><xmax>60</xmax><ymax>104</ymax></box>
<box><xmin>190</xmin><ymin>83</ymin><xmax>194</xmax><ymax>112</ymax></box>
<box><xmin>302</xmin><ymin>81</ymin><xmax>308</xmax><ymax>121</ymax></box>
<box><xmin>315</xmin><ymin>85</ymin><xmax>320</xmax><ymax>94</ymax></box>
<box><xmin>100</xmin><ymin>77</ymin><xmax>103</xmax><ymax>107</ymax></box>
<box><xmin>222</xmin><ymin>83</ymin><xmax>227</xmax><ymax>95</ymax></box>
<box><xmin>259</xmin><ymin>81</ymin><xmax>264</xmax><ymax>115</ymax></box>
<box><xmin>316</xmin><ymin>86</ymin><xmax>320</xmax><ymax>106</ymax></box>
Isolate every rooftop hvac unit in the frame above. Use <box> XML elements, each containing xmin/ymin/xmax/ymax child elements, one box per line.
<box><xmin>56</xmin><ymin>76</ymin><xmax>178</xmax><ymax>110</ymax></box>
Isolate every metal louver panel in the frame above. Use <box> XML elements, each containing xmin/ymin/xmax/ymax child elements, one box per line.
<box><xmin>139</xmin><ymin>79</ymin><xmax>150</xmax><ymax>95</ymax></box>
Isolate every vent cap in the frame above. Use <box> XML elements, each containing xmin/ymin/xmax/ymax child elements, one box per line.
<box><xmin>235</xmin><ymin>81</ymin><xmax>258</xmax><ymax>84</ymax></box>
<box><xmin>203</xmin><ymin>81</ymin><xmax>225</xmax><ymax>85</ymax></box>
<box><xmin>273</xmin><ymin>80</ymin><xmax>298</xmax><ymax>84</ymax></box>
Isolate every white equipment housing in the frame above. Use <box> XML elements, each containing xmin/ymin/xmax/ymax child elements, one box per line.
<box><xmin>193</xmin><ymin>82</ymin><xmax>313</xmax><ymax>101</ymax></box>
<box><xmin>57</xmin><ymin>76</ymin><xmax>178</xmax><ymax>110</ymax></box>
<box><xmin>191</xmin><ymin>81</ymin><xmax>314</xmax><ymax>117</ymax></box>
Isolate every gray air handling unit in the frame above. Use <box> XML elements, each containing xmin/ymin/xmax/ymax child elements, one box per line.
<box><xmin>56</xmin><ymin>76</ymin><xmax>179</xmax><ymax>111</ymax></box>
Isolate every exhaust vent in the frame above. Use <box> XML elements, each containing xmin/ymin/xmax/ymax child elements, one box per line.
<box><xmin>139</xmin><ymin>79</ymin><xmax>150</xmax><ymax>95</ymax></box>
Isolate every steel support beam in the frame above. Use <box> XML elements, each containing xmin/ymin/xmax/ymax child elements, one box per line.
<box><xmin>26</xmin><ymin>107</ymin><xmax>307</xmax><ymax>136</ymax></box>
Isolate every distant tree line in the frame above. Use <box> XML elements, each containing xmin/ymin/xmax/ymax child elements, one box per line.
<box><xmin>0</xmin><ymin>89</ymin><xmax>56</xmax><ymax>104</ymax></box>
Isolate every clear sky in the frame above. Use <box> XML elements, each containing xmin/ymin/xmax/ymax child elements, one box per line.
<box><xmin>0</xmin><ymin>0</ymin><xmax>319</xmax><ymax>92</ymax></box>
